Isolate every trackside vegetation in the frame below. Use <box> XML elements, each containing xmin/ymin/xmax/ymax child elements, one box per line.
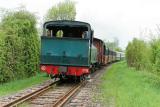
<box><xmin>0</xmin><ymin>0</ymin><xmax>76</xmax><ymax>84</ymax></box>
<box><xmin>100</xmin><ymin>62</ymin><xmax>160</xmax><ymax>107</ymax></box>
<box><xmin>126</xmin><ymin>37</ymin><xmax>160</xmax><ymax>75</ymax></box>
<box><xmin>0</xmin><ymin>9</ymin><xmax>40</xmax><ymax>83</ymax></box>
<box><xmin>0</xmin><ymin>73</ymin><xmax>49</xmax><ymax>96</ymax></box>
<box><xmin>45</xmin><ymin>0</ymin><xmax>76</xmax><ymax>21</ymax></box>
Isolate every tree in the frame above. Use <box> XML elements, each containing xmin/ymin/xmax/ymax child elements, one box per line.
<box><xmin>105</xmin><ymin>37</ymin><xmax>122</xmax><ymax>51</ymax></box>
<box><xmin>150</xmin><ymin>39</ymin><xmax>160</xmax><ymax>74</ymax></box>
<box><xmin>45</xmin><ymin>0</ymin><xmax>76</xmax><ymax>21</ymax></box>
<box><xmin>126</xmin><ymin>38</ymin><xmax>150</xmax><ymax>70</ymax></box>
<box><xmin>0</xmin><ymin>9</ymin><xmax>40</xmax><ymax>83</ymax></box>
<box><xmin>126</xmin><ymin>25</ymin><xmax>160</xmax><ymax>75</ymax></box>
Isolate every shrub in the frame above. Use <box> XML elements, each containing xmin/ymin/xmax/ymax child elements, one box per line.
<box><xmin>150</xmin><ymin>39</ymin><xmax>160</xmax><ymax>75</ymax></box>
<box><xmin>0</xmin><ymin>9</ymin><xmax>40</xmax><ymax>83</ymax></box>
<box><xmin>126</xmin><ymin>38</ymin><xmax>151</xmax><ymax>70</ymax></box>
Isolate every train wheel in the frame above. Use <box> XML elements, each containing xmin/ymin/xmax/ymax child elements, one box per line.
<box><xmin>76</xmin><ymin>75</ymin><xmax>85</xmax><ymax>82</ymax></box>
<box><xmin>73</xmin><ymin>76</ymin><xmax>78</xmax><ymax>83</ymax></box>
<box><xmin>90</xmin><ymin>67</ymin><xmax>95</xmax><ymax>73</ymax></box>
<box><xmin>49</xmin><ymin>74</ymin><xmax>54</xmax><ymax>79</ymax></box>
<box><xmin>79</xmin><ymin>76</ymin><xmax>83</xmax><ymax>82</ymax></box>
<box><xmin>85</xmin><ymin>74</ymin><xmax>91</xmax><ymax>80</ymax></box>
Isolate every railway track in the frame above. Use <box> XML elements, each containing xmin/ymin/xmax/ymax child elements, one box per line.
<box><xmin>0</xmin><ymin>80</ymin><xmax>85</xmax><ymax>107</ymax></box>
<box><xmin>0</xmin><ymin>66</ymin><xmax>108</xmax><ymax>107</ymax></box>
<box><xmin>28</xmin><ymin>81</ymin><xmax>85</xmax><ymax>107</ymax></box>
<box><xmin>52</xmin><ymin>82</ymin><xmax>85</xmax><ymax>107</ymax></box>
<box><xmin>0</xmin><ymin>80</ymin><xmax>59</xmax><ymax>107</ymax></box>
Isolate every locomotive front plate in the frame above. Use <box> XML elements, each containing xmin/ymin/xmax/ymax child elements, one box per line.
<box><xmin>59</xmin><ymin>66</ymin><xmax>67</xmax><ymax>72</ymax></box>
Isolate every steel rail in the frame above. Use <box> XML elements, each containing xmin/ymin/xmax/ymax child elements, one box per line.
<box><xmin>53</xmin><ymin>81</ymin><xmax>85</xmax><ymax>107</ymax></box>
<box><xmin>3</xmin><ymin>80</ymin><xmax>59</xmax><ymax>107</ymax></box>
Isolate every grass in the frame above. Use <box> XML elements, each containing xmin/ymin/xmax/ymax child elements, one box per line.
<box><xmin>99</xmin><ymin>61</ymin><xmax>160</xmax><ymax>107</ymax></box>
<box><xmin>0</xmin><ymin>73</ymin><xmax>49</xmax><ymax>97</ymax></box>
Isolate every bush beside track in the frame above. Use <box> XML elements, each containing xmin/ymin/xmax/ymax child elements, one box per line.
<box><xmin>99</xmin><ymin>61</ymin><xmax>160</xmax><ymax>107</ymax></box>
<box><xmin>0</xmin><ymin>9</ymin><xmax>40</xmax><ymax>83</ymax></box>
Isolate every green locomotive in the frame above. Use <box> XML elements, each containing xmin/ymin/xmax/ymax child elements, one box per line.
<box><xmin>40</xmin><ymin>20</ymin><xmax>97</xmax><ymax>80</ymax></box>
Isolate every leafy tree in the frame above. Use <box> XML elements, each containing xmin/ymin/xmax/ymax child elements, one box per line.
<box><xmin>150</xmin><ymin>39</ymin><xmax>160</xmax><ymax>75</ymax></box>
<box><xmin>45</xmin><ymin>0</ymin><xmax>76</xmax><ymax>21</ymax></box>
<box><xmin>126</xmin><ymin>38</ymin><xmax>150</xmax><ymax>70</ymax></box>
<box><xmin>115</xmin><ymin>47</ymin><xmax>123</xmax><ymax>52</ymax></box>
<box><xmin>105</xmin><ymin>37</ymin><xmax>122</xmax><ymax>51</ymax></box>
<box><xmin>0</xmin><ymin>9</ymin><xmax>40</xmax><ymax>83</ymax></box>
<box><xmin>3</xmin><ymin>36</ymin><xmax>24</xmax><ymax>80</ymax></box>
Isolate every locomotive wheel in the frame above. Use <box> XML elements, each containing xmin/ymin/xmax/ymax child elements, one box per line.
<box><xmin>59</xmin><ymin>76</ymin><xmax>65</xmax><ymax>82</ymax></box>
<box><xmin>90</xmin><ymin>67</ymin><xmax>94</xmax><ymax>73</ymax></box>
<box><xmin>80</xmin><ymin>75</ymin><xmax>85</xmax><ymax>82</ymax></box>
<box><xmin>49</xmin><ymin>74</ymin><xmax>54</xmax><ymax>79</ymax></box>
<box><xmin>84</xmin><ymin>74</ymin><xmax>91</xmax><ymax>80</ymax></box>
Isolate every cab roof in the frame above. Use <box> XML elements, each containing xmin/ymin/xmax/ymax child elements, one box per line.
<box><xmin>43</xmin><ymin>20</ymin><xmax>91</xmax><ymax>30</ymax></box>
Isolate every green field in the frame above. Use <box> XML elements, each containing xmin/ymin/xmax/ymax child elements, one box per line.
<box><xmin>0</xmin><ymin>73</ymin><xmax>49</xmax><ymax>97</ymax></box>
<box><xmin>100</xmin><ymin>61</ymin><xmax>160</xmax><ymax>107</ymax></box>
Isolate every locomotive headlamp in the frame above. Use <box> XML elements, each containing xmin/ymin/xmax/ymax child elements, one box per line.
<box><xmin>41</xmin><ymin>65</ymin><xmax>46</xmax><ymax>71</ymax></box>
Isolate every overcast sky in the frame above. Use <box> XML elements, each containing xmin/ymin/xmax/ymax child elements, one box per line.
<box><xmin>0</xmin><ymin>0</ymin><xmax>160</xmax><ymax>49</ymax></box>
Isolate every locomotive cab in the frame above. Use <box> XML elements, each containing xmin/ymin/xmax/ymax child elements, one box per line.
<box><xmin>43</xmin><ymin>20</ymin><xmax>92</xmax><ymax>39</ymax></box>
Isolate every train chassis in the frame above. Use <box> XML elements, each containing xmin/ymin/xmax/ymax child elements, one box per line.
<box><xmin>40</xmin><ymin>65</ymin><xmax>93</xmax><ymax>82</ymax></box>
